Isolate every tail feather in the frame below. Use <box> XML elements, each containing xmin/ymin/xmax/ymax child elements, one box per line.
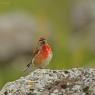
<box><xmin>24</xmin><ymin>59</ymin><xmax>32</xmax><ymax>72</ymax></box>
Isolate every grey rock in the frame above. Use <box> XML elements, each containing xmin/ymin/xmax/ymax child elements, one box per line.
<box><xmin>1</xmin><ymin>68</ymin><xmax>95</xmax><ymax>95</ymax></box>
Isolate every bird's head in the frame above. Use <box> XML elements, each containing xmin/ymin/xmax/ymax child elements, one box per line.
<box><xmin>39</xmin><ymin>37</ymin><xmax>47</xmax><ymax>46</ymax></box>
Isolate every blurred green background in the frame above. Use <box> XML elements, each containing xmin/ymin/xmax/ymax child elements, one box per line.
<box><xmin>0</xmin><ymin>0</ymin><xmax>95</xmax><ymax>89</ymax></box>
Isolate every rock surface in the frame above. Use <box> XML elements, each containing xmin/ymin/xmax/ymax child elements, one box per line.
<box><xmin>1</xmin><ymin>68</ymin><xmax>95</xmax><ymax>95</ymax></box>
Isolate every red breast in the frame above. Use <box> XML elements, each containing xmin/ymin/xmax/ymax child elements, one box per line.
<box><xmin>41</xmin><ymin>44</ymin><xmax>52</xmax><ymax>58</ymax></box>
<box><xmin>34</xmin><ymin>44</ymin><xmax>52</xmax><ymax>65</ymax></box>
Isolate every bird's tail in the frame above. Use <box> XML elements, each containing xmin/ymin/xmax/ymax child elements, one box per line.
<box><xmin>23</xmin><ymin>59</ymin><xmax>32</xmax><ymax>72</ymax></box>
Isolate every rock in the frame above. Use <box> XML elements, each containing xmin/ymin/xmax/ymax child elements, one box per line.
<box><xmin>1</xmin><ymin>68</ymin><xmax>95</xmax><ymax>95</ymax></box>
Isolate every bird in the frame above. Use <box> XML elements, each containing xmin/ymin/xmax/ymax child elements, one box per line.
<box><xmin>24</xmin><ymin>37</ymin><xmax>53</xmax><ymax>72</ymax></box>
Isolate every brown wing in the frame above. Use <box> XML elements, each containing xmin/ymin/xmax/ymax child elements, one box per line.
<box><xmin>32</xmin><ymin>47</ymin><xmax>39</xmax><ymax>58</ymax></box>
<box><xmin>24</xmin><ymin>48</ymin><xmax>39</xmax><ymax>72</ymax></box>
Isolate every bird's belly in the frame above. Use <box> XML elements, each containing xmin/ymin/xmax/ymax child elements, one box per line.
<box><xmin>33</xmin><ymin>52</ymin><xmax>52</xmax><ymax>68</ymax></box>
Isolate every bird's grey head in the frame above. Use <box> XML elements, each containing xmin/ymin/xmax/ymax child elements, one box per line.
<box><xmin>39</xmin><ymin>37</ymin><xmax>47</xmax><ymax>46</ymax></box>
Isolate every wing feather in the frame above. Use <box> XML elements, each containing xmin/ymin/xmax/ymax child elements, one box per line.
<box><xmin>24</xmin><ymin>48</ymin><xmax>39</xmax><ymax>72</ymax></box>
